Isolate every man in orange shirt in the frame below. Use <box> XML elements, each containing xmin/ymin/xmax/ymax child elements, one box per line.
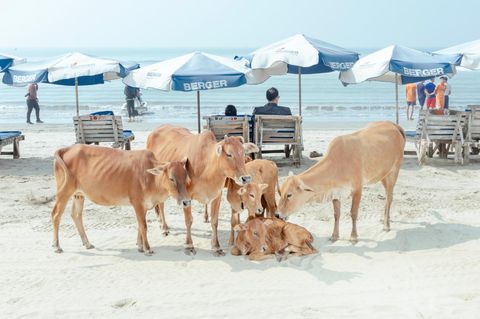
<box><xmin>405</xmin><ymin>82</ymin><xmax>417</xmax><ymax>120</ymax></box>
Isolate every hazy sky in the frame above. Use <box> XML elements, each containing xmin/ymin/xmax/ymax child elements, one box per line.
<box><xmin>1</xmin><ymin>0</ymin><xmax>479</xmax><ymax>50</ymax></box>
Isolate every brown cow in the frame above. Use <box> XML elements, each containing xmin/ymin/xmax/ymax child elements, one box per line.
<box><xmin>147</xmin><ymin>125</ymin><xmax>258</xmax><ymax>256</ymax></box>
<box><xmin>278</xmin><ymin>121</ymin><xmax>405</xmax><ymax>243</ymax></box>
<box><xmin>51</xmin><ymin>144</ymin><xmax>191</xmax><ymax>255</ymax></box>
<box><xmin>231</xmin><ymin>217</ymin><xmax>317</xmax><ymax>261</ymax></box>
<box><xmin>225</xmin><ymin>159</ymin><xmax>279</xmax><ymax>245</ymax></box>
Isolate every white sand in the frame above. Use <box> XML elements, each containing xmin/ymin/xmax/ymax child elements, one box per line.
<box><xmin>1</xmin><ymin>121</ymin><xmax>480</xmax><ymax>318</ymax></box>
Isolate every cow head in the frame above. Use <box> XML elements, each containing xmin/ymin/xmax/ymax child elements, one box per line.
<box><xmin>238</xmin><ymin>183</ymin><xmax>268</xmax><ymax>216</ymax></box>
<box><xmin>277</xmin><ymin>172</ymin><xmax>314</xmax><ymax>219</ymax></box>
<box><xmin>215</xmin><ymin>136</ymin><xmax>258</xmax><ymax>185</ymax></box>
<box><xmin>233</xmin><ymin>217</ymin><xmax>268</xmax><ymax>255</ymax></box>
<box><xmin>147</xmin><ymin>158</ymin><xmax>191</xmax><ymax>208</ymax></box>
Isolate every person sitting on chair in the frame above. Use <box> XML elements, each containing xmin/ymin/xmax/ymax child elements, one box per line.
<box><xmin>253</xmin><ymin>87</ymin><xmax>292</xmax><ymax>115</ymax></box>
<box><xmin>225</xmin><ymin>104</ymin><xmax>237</xmax><ymax>116</ymax></box>
<box><xmin>253</xmin><ymin>87</ymin><xmax>293</xmax><ymax>157</ymax></box>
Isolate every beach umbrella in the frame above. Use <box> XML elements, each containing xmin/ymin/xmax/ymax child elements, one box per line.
<box><xmin>235</xmin><ymin>34</ymin><xmax>359</xmax><ymax>115</ymax></box>
<box><xmin>0</xmin><ymin>53</ymin><xmax>25</xmax><ymax>72</ymax></box>
<box><xmin>2</xmin><ymin>52</ymin><xmax>139</xmax><ymax>115</ymax></box>
<box><xmin>123</xmin><ymin>51</ymin><xmax>270</xmax><ymax>132</ymax></box>
<box><xmin>435</xmin><ymin>39</ymin><xmax>480</xmax><ymax>70</ymax></box>
<box><xmin>339</xmin><ymin>45</ymin><xmax>461</xmax><ymax>124</ymax></box>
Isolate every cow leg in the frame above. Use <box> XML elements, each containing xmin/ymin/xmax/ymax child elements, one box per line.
<box><xmin>263</xmin><ymin>191</ymin><xmax>277</xmax><ymax>218</ymax></box>
<box><xmin>51</xmin><ymin>192</ymin><xmax>72</xmax><ymax>253</ymax></box>
<box><xmin>203</xmin><ymin>204</ymin><xmax>209</xmax><ymax>223</ymax></box>
<box><xmin>133</xmin><ymin>204</ymin><xmax>152</xmax><ymax>256</ymax></box>
<box><xmin>210</xmin><ymin>194</ymin><xmax>225</xmax><ymax>256</ymax></box>
<box><xmin>331</xmin><ymin>199</ymin><xmax>341</xmax><ymax>242</ymax></box>
<box><xmin>349</xmin><ymin>189</ymin><xmax>362</xmax><ymax>244</ymax></box>
<box><xmin>155</xmin><ymin>203</ymin><xmax>169</xmax><ymax>236</ymax></box>
<box><xmin>381</xmin><ymin>169</ymin><xmax>400</xmax><ymax>232</ymax></box>
<box><xmin>248</xmin><ymin>252</ymin><xmax>274</xmax><ymax>261</ymax></box>
<box><xmin>229</xmin><ymin>209</ymin><xmax>240</xmax><ymax>246</ymax></box>
<box><xmin>183</xmin><ymin>206</ymin><xmax>196</xmax><ymax>255</ymax></box>
<box><xmin>70</xmin><ymin>194</ymin><xmax>94</xmax><ymax>249</ymax></box>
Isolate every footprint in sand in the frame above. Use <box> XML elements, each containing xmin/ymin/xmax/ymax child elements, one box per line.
<box><xmin>111</xmin><ymin>298</ymin><xmax>136</xmax><ymax>309</ymax></box>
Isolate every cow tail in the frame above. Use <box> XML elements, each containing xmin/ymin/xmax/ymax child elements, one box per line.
<box><xmin>54</xmin><ymin>148</ymin><xmax>70</xmax><ymax>191</ymax></box>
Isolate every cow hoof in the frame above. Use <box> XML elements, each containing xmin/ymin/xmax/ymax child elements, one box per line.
<box><xmin>275</xmin><ymin>252</ymin><xmax>287</xmax><ymax>262</ymax></box>
<box><xmin>203</xmin><ymin>218</ymin><xmax>209</xmax><ymax>223</ymax></box>
<box><xmin>350</xmin><ymin>237</ymin><xmax>358</xmax><ymax>245</ymax></box>
<box><xmin>184</xmin><ymin>247</ymin><xmax>197</xmax><ymax>256</ymax></box>
<box><xmin>85</xmin><ymin>243</ymin><xmax>95</xmax><ymax>249</ymax></box>
<box><xmin>330</xmin><ymin>236</ymin><xmax>339</xmax><ymax>242</ymax></box>
<box><xmin>162</xmin><ymin>230</ymin><xmax>170</xmax><ymax>237</ymax></box>
<box><xmin>212</xmin><ymin>249</ymin><xmax>225</xmax><ymax>257</ymax></box>
<box><xmin>137</xmin><ymin>247</ymin><xmax>144</xmax><ymax>253</ymax></box>
<box><xmin>144</xmin><ymin>250</ymin><xmax>154</xmax><ymax>256</ymax></box>
<box><xmin>54</xmin><ymin>248</ymin><xmax>63</xmax><ymax>254</ymax></box>
<box><xmin>383</xmin><ymin>226</ymin><xmax>391</xmax><ymax>232</ymax></box>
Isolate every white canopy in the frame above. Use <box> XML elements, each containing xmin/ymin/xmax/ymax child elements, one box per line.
<box><xmin>436</xmin><ymin>39</ymin><xmax>480</xmax><ymax>70</ymax></box>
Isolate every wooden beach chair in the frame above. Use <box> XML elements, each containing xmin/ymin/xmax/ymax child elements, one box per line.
<box><xmin>0</xmin><ymin>131</ymin><xmax>25</xmax><ymax>159</ymax></box>
<box><xmin>466</xmin><ymin>105</ymin><xmax>480</xmax><ymax>155</ymax></box>
<box><xmin>203</xmin><ymin>115</ymin><xmax>252</xmax><ymax>142</ymax></box>
<box><xmin>73</xmin><ymin>113</ymin><xmax>134</xmax><ymax>150</ymax></box>
<box><xmin>254</xmin><ymin>115</ymin><xmax>303</xmax><ymax>166</ymax></box>
<box><xmin>414</xmin><ymin>110</ymin><xmax>469</xmax><ymax>164</ymax></box>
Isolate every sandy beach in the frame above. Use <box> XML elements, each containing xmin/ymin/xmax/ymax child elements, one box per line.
<box><xmin>1</xmin><ymin>121</ymin><xmax>479</xmax><ymax>318</ymax></box>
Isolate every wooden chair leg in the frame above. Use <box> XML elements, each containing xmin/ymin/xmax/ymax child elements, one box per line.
<box><xmin>463</xmin><ymin>144</ymin><xmax>470</xmax><ymax>165</ymax></box>
<box><xmin>13</xmin><ymin>140</ymin><xmax>20</xmax><ymax>159</ymax></box>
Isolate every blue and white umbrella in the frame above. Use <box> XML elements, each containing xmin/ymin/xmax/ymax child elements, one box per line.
<box><xmin>3</xmin><ymin>52</ymin><xmax>139</xmax><ymax>114</ymax></box>
<box><xmin>340</xmin><ymin>45</ymin><xmax>461</xmax><ymax>123</ymax></box>
<box><xmin>0</xmin><ymin>53</ymin><xmax>25</xmax><ymax>72</ymax></box>
<box><xmin>123</xmin><ymin>51</ymin><xmax>270</xmax><ymax>132</ymax></box>
<box><xmin>435</xmin><ymin>39</ymin><xmax>480</xmax><ymax>70</ymax></box>
<box><xmin>235</xmin><ymin>34</ymin><xmax>359</xmax><ymax>114</ymax></box>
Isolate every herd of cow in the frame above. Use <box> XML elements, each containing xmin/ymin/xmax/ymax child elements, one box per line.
<box><xmin>51</xmin><ymin>121</ymin><xmax>405</xmax><ymax>261</ymax></box>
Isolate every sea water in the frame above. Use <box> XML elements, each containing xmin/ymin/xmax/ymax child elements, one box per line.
<box><xmin>0</xmin><ymin>47</ymin><xmax>478</xmax><ymax>126</ymax></box>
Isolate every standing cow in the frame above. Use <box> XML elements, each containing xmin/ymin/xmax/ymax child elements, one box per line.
<box><xmin>147</xmin><ymin>125</ymin><xmax>258</xmax><ymax>256</ymax></box>
<box><xmin>277</xmin><ymin>121</ymin><xmax>405</xmax><ymax>243</ymax></box>
<box><xmin>51</xmin><ymin>145</ymin><xmax>191</xmax><ymax>255</ymax></box>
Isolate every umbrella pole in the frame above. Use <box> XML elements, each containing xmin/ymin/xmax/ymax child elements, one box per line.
<box><xmin>395</xmin><ymin>74</ymin><xmax>399</xmax><ymax>125</ymax></box>
<box><xmin>75</xmin><ymin>77</ymin><xmax>79</xmax><ymax>116</ymax></box>
<box><xmin>298</xmin><ymin>68</ymin><xmax>302</xmax><ymax>116</ymax></box>
<box><xmin>197</xmin><ymin>90</ymin><xmax>201</xmax><ymax>133</ymax></box>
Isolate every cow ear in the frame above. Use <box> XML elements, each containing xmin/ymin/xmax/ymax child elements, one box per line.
<box><xmin>237</xmin><ymin>187</ymin><xmax>246</xmax><ymax>196</ymax></box>
<box><xmin>299</xmin><ymin>182</ymin><xmax>314</xmax><ymax>192</ymax></box>
<box><xmin>147</xmin><ymin>163</ymin><xmax>168</xmax><ymax>176</ymax></box>
<box><xmin>216</xmin><ymin>143</ymin><xmax>223</xmax><ymax>156</ymax></box>
<box><xmin>259</xmin><ymin>183</ymin><xmax>268</xmax><ymax>192</ymax></box>
<box><xmin>244</xmin><ymin>155</ymin><xmax>253</xmax><ymax>163</ymax></box>
<box><xmin>243</xmin><ymin>143</ymin><xmax>259</xmax><ymax>154</ymax></box>
<box><xmin>234</xmin><ymin>224</ymin><xmax>248</xmax><ymax>231</ymax></box>
<box><xmin>180</xmin><ymin>157</ymin><xmax>189</xmax><ymax>167</ymax></box>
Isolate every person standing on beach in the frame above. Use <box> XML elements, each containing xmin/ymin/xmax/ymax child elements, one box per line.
<box><xmin>253</xmin><ymin>87</ymin><xmax>292</xmax><ymax>115</ymax></box>
<box><xmin>434</xmin><ymin>77</ymin><xmax>447</xmax><ymax>114</ymax></box>
<box><xmin>416</xmin><ymin>81</ymin><xmax>426</xmax><ymax>110</ymax></box>
<box><xmin>124</xmin><ymin>85</ymin><xmax>138</xmax><ymax>121</ymax></box>
<box><xmin>424</xmin><ymin>78</ymin><xmax>436</xmax><ymax>110</ymax></box>
<box><xmin>25</xmin><ymin>83</ymin><xmax>43</xmax><ymax>124</ymax></box>
<box><xmin>405</xmin><ymin>82</ymin><xmax>417</xmax><ymax>120</ymax></box>
<box><xmin>443</xmin><ymin>76</ymin><xmax>451</xmax><ymax>112</ymax></box>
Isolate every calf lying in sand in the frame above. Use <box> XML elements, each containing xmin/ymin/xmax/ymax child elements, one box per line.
<box><xmin>231</xmin><ymin>217</ymin><xmax>317</xmax><ymax>261</ymax></box>
<box><xmin>51</xmin><ymin>144</ymin><xmax>191</xmax><ymax>255</ymax></box>
<box><xmin>278</xmin><ymin>121</ymin><xmax>405</xmax><ymax>243</ymax></box>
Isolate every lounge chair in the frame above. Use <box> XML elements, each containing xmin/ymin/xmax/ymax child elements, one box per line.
<box><xmin>0</xmin><ymin>131</ymin><xmax>25</xmax><ymax>159</ymax></box>
<box><xmin>203</xmin><ymin>115</ymin><xmax>252</xmax><ymax>142</ymax></box>
<box><xmin>415</xmin><ymin>110</ymin><xmax>469</xmax><ymax>164</ymax></box>
<box><xmin>466</xmin><ymin>105</ymin><xmax>480</xmax><ymax>155</ymax></box>
<box><xmin>73</xmin><ymin>111</ymin><xmax>134</xmax><ymax>150</ymax></box>
<box><xmin>254</xmin><ymin>115</ymin><xmax>303</xmax><ymax>166</ymax></box>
